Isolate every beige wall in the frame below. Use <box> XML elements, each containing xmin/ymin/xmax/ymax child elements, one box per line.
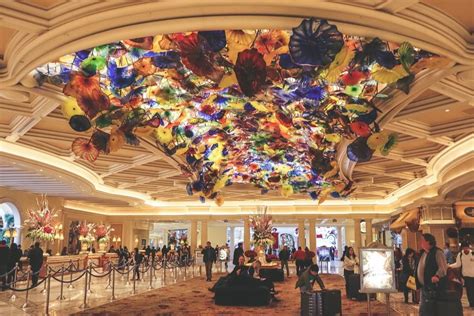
<box><xmin>344</xmin><ymin>224</ymin><xmax>355</xmax><ymax>248</ymax></box>
<box><xmin>207</xmin><ymin>224</ymin><xmax>227</xmax><ymax>247</ymax></box>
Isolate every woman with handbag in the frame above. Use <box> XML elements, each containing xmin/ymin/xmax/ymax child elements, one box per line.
<box><xmin>401</xmin><ymin>248</ymin><xmax>418</xmax><ymax>303</ymax></box>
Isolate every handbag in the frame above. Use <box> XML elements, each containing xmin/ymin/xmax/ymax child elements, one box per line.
<box><xmin>406</xmin><ymin>276</ymin><xmax>417</xmax><ymax>290</ymax></box>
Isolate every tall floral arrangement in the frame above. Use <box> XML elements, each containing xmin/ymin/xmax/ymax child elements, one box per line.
<box><xmin>94</xmin><ymin>224</ymin><xmax>114</xmax><ymax>243</ymax></box>
<box><xmin>77</xmin><ymin>221</ymin><xmax>95</xmax><ymax>245</ymax></box>
<box><xmin>24</xmin><ymin>195</ymin><xmax>58</xmax><ymax>241</ymax></box>
<box><xmin>250</xmin><ymin>207</ymin><xmax>274</xmax><ymax>247</ymax></box>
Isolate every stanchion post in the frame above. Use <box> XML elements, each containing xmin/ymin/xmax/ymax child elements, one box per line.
<box><xmin>45</xmin><ymin>271</ymin><xmax>51</xmax><ymax>316</ymax></box>
<box><xmin>57</xmin><ymin>265</ymin><xmax>66</xmax><ymax>300</ymax></box>
<box><xmin>87</xmin><ymin>263</ymin><xmax>93</xmax><ymax>293</ymax></box>
<box><xmin>68</xmin><ymin>260</ymin><xmax>74</xmax><ymax>288</ymax></box>
<box><xmin>40</xmin><ymin>269</ymin><xmax>47</xmax><ymax>294</ymax></box>
<box><xmin>148</xmin><ymin>262</ymin><xmax>153</xmax><ymax>290</ymax></box>
<box><xmin>110</xmin><ymin>266</ymin><xmax>116</xmax><ymax>301</ymax></box>
<box><xmin>22</xmin><ymin>266</ymin><xmax>31</xmax><ymax>309</ymax></box>
<box><xmin>131</xmin><ymin>265</ymin><xmax>137</xmax><ymax>294</ymax></box>
<box><xmin>9</xmin><ymin>263</ymin><xmax>18</xmax><ymax>301</ymax></box>
<box><xmin>105</xmin><ymin>262</ymin><xmax>112</xmax><ymax>290</ymax></box>
<box><xmin>126</xmin><ymin>262</ymin><xmax>131</xmax><ymax>286</ymax></box>
<box><xmin>163</xmin><ymin>257</ymin><xmax>166</xmax><ymax>281</ymax></box>
<box><xmin>80</xmin><ymin>270</ymin><xmax>89</xmax><ymax>309</ymax></box>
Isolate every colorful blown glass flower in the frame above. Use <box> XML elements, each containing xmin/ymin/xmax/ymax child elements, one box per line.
<box><xmin>34</xmin><ymin>17</ymin><xmax>442</xmax><ymax>203</ymax></box>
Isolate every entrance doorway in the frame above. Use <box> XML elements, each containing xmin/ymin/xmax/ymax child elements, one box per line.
<box><xmin>0</xmin><ymin>202</ymin><xmax>21</xmax><ymax>245</ymax></box>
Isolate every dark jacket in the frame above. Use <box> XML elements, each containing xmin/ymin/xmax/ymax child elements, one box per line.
<box><xmin>8</xmin><ymin>247</ymin><xmax>22</xmax><ymax>269</ymax></box>
<box><xmin>134</xmin><ymin>252</ymin><xmax>143</xmax><ymax>264</ymax></box>
<box><xmin>28</xmin><ymin>246</ymin><xmax>44</xmax><ymax>270</ymax></box>
<box><xmin>279</xmin><ymin>249</ymin><xmax>290</xmax><ymax>261</ymax></box>
<box><xmin>202</xmin><ymin>246</ymin><xmax>216</xmax><ymax>263</ymax></box>
<box><xmin>416</xmin><ymin>247</ymin><xmax>447</xmax><ymax>289</ymax></box>
<box><xmin>0</xmin><ymin>244</ymin><xmax>9</xmax><ymax>267</ymax></box>
<box><xmin>233</xmin><ymin>247</ymin><xmax>244</xmax><ymax>266</ymax></box>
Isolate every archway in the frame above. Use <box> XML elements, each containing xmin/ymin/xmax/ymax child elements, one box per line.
<box><xmin>0</xmin><ymin>202</ymin><xmax>21</xmax><ymax>245</ymax></box>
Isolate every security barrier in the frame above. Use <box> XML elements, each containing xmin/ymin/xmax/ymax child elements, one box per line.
<box><xmin>1</xmin><ymin>256</ymin><xmax>198</xmax><ymax>315</ymax></box>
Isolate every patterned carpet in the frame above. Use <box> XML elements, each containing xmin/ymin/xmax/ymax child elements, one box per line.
<box><xmin>75</xmin><ymin>273</ymin><xmax>400</xmax><ymax>316</ymax></box>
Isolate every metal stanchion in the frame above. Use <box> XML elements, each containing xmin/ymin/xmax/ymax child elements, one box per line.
<box><xmin>80</xmin><ymin>270</ymin><xmax>89</xmax><ymax>309</ymax></box>
<box><xmin>148</xmin><ymin>262</ymin><xmax>153</xmax><ymax>290</ymax></box>
<box><xmin>40</xmin><ymin>270</ymin><xmax>47</xmax><ymax>294</ymax></box>
<box><xmin>9</xmin><ymin>263</ymin><xmax>18</xmax><ymax>301</ymax></box>
<box><xmin>125</xmin><ymin>262</ymin><xmax>131</xmax><ymax>286</ymax></box>
<box><xmin>57</xmin><ymin>265</ymin><xmax>66</xmax><ymax>300</ymax></box>
<box><xmin>22</xmin><ymin>267</ymin><xmax>31</xmax><ymax>309</ymax></box>
<box><xmin>110</xmin><ymin>267</ymin><xmax>116</xmax><ymax>301</ymax></box>
<box><xmin>67</xmin><ymin>261</ymin><xmax>74</xmax><ymax>288</ymax></box>
<box><xmin>87</xmin><ymin>263</ymin><xmax>93</xmax><ymax>293</ymax></box>
<box><xmin>131</xmin><ymin>265</ymin><xmax>137</xmax><ymax>294</ymax></box>
<box><xmin>105</xmin><ymin>262</ymin><xmax>112</xmax><ymax>290</ymax></box>
<box><xmin>45</xmin><ymin>271</ymin><xmax>51</xmax><ymax>316</ymax></box>
<box><xmin>163</xmin><ymin>258</ymin><xmax>167</xmax><ymax>281</ymax></box>
<box><xmin>192</xmin><ymin>259</ymin><xmax>195</xmax><ymax>278</ymax></box>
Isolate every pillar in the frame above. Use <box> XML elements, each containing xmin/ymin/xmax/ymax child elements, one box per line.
<box><xmin>229</xmin><ymin>226</ymin><xmax>235</xmax><ymax>252</ymax></box>
<box><xmin>200</xmin><ymin>220</ymin><xmax>208</xmax><ymax>247</ymax></box>
<box><xmin>190</xmin><ymin>220</ymin><xmax>197</xmax><ymax>254</ymax></box>
<box><xmin>298</xmin><ymin>220</ymin><xmax>306</xmax><ymax>249</ymax></box>
<box><xmin>337</xmin><ymin>226</ymin><xmax>343</xmax><ymax>257</ymax></box>
<box><xmin>243</xmin><ymin>217</ymin><xmax>251</xmax><ymax>250</ymax></box>
<box><xmin>309</xmin><ymin>219</ymin><xmax>316</xmax><ymax>251</ymax></box>
<box><xmin>365</xmin><ymin>219</ymin><xmax>373</xmax><ymax>245</ymax></box>
<box><xmin>354</xmin><ymin>219</ymin><xmax>362</xmax><ymax>253</ymax></box>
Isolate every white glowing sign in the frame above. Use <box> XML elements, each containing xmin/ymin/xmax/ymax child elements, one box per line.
<box><xmin>360</xmin><ymin>248</ymin><xmax>397</xmax><ymax>293</ymax></box>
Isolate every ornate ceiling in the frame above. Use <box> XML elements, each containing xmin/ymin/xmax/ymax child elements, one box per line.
<box><xmin>0</xmin><ymin>0</ymin><xmax>472</xmax><ymax>215</ymax></box>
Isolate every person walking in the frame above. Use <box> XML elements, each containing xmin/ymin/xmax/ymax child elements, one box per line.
<box><xmin>233</xmin><ymin>242</ymin><xmax>244</xmax><ymax>267</ymax></box>
<box><xmin>449</xmin><ymin>241</ymin><xmax>474</xmax><ymax>307</ymax></box>
<box><xmin>416</xmin><ymin>233</ymin><xmax>448</xmax><ymax>316</ymax></box>
<box><xmin>28</xmin><ymin>242</ymin><xmax>44</xmax><ymax>287</ymax></box>
<box><xmin>400</xmin><ymin>248</ymin><xmax>418</xmax><ymax>304</ymax></box>
<box><xmin>202</xmin><ymin>241</ymin><xmax>216</xmax><ymax>282</ymax></box>
<box><xmin>279</xmin><ymin>245</ymin><xmax>291</xmax><ymax>277</ymax></box>
<box><xmin>293</xmin><ymin>246</ymin><xmax>306</xmax><ymax>276</ymax></box>
<box><xmin>133</xmin><ymin>247</ymin><xmax>143</xmax><ymax>280</ymax></box>
<box><xmin>343</xmin><ymin>247</ymin><xmax>359</xmax><ymax>297</ymax></box>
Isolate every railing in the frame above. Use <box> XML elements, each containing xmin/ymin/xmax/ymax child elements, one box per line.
<box><xmin>1</xmin><ymin>256</ymin><xmax>198</xmax><ymax>315</ymax></box>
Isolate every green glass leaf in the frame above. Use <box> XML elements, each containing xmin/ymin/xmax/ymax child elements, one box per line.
<box><xmin>95</xmin><ymin>114</ymin><xmax>112</xmax><ymax>128</ymax></box>
<box><xmin>399</xmin><ymin>42</ymin><xmax>415</xmax><ymax>73</ymax></box>
<box><xmin>81</xmin><ymin>56</ymin><xmax>106</xmax><ymax>75</ymax></box>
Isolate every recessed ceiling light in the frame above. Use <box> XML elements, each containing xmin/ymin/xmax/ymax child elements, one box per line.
<box><xmin>59</xmin><ymin>175</ymin><xmax>62</xmax><ymax>178</ymax></box>
<box><xmin>39</xmin><ymin>169</ymin><xmax>43</xmax><ymax>172</ymax></box>
<box><xmin>445</xmin><ymin>109</ymin><xmax>450</xmax><ymax>112</ymax></box>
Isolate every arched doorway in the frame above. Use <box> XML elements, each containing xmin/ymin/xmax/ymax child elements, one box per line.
<box><xmin>0</xmin><ymin>202</ymin><xmax>21</xmax><ymax>245</ymax></box>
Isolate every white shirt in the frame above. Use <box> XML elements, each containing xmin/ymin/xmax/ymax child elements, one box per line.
<box><xmin>450</xmin><ymin>250</ymin><xmax>474</xmax><ymax>278</ymax></box>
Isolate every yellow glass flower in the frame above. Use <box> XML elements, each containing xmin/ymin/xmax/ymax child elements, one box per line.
<box><xmin>62</xmin><ymin>97</ymin><xmax>85</xmax><ymax>119</ymax></box>
<box><xmin>367</xmin><ymin>131</ymin><xmax>389</xmax><ymax>150</ymax></box>
<box><xmin>324</xmin><ymin>45</ymin><xmax>355</xmax><ymax>83</ymax></box>
<box><xmin>371</xmin><ymin>64</ymin><xmax>408</xmax><ymax>84</ymax></box>
<box><xmin>153</xmin><ymin>126</ymin><xmax>173</xmax><ymax>144</ymax></box>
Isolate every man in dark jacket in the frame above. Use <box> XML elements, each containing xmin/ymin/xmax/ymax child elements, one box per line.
<box><xmin>133</xmin><ymin>247</ymin><xmax>143</xmax><ymax>280</ymax></box>
<box><xmin>233</xmin><ymin>242</ymin><xmax>244</xmax><ymax>266</ymax></box>
<box><xmin>28</xmin><ymin>242</ymin><xmax>43</xmax><ymax>287</ymax></box>
<box><xmin>202</xmin><ymin>241</ymin><xmax>216</xmax><ymax>281</ymax></box>
<box><xmin>279</xmin><ymin>245</ymin><xmax>291</xmax><ymax>277</ymax></box>
<box><xmin>416</xmin><ymin>233</ymin><xmax>448</xmax><ymax>316</ymax></box>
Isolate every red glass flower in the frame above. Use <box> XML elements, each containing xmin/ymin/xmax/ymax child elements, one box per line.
<box><xmin>234</xmin><ymin>49</ymin><xmax>267</xmax><ymax>97</ymax></box>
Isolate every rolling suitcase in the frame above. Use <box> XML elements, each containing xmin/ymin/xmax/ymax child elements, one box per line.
<box><xmin>301</xmin><ymin>290</ymin><xmax>342</xmax><ymax>316</ymax></box>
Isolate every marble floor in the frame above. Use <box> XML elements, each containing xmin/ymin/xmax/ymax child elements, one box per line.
<box><xmin>1</xmin><ymin>261</ymin><xmax>473</xmax><ymax>315</ymax></box>
<box><xmin>0</xmin><ymin>264</ymin><xmax>200</xmax><ymax>316</ymax></box>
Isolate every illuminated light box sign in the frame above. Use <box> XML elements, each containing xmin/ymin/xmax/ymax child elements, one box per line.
<box><xmin>359</xmin><ymin>248</ymin><xmax>397</xmax><ymax>293</ymax></box>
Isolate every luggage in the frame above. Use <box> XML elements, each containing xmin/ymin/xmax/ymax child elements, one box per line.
<box><xmin>301</xmin><ymin>290</ymin><xmax>342</xmax><ymax>316</ymax></box>
<box><xmin>214</xmin><ymin>285</ymin><xmax>271</xmax><ymax>306</ymax></box>
<box><xmin>347</xmin><ymin>274</ymin><xmax>375</xmax><ymax>301</ymax></box>
<box><xmin>436</xmin><ymin>299</ymin><xmax>463</xmax><ymax>316</ymax></box>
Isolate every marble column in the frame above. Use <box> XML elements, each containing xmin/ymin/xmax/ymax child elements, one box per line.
<box><xmin>365</xmin><ymin>218</ymin><xmax>373</xmax><ymax>245</ymax></box>
<box><xmin>309</xmin><ymin>219</ymin><xmax>316</xmax><ymax>251</ymax></box>
<box><xmin>243</xmin><ymin>217</ymin><xmax>251</xmax><ymax>250</ymax></box>
<box><xmin>337</xmin><ymin>226</ymin><xmax>343</xmax><ymax>257</ymax></box>
<box><xmin>298</xmin><ymin>220</ymin><xmax>306</xmax><ymax>249</ymax></box>
<box><xmin>200</xmin><ymin>220</ymin><xmax>208</xmax><ymax>247</ymax></box>
<box><xmin>354</xmin><ymin>219</ymin><xmax>362</xmax><ymax>253</ymax></box>
<box><xmin>229</xmin><ymin>226</ymin><xmax>235</xmax><ymax>252</ymax></box>
<box><xmin>190</xmin><ymin>220</ymin><xmax>197</xmax><ymax>254</ymax></box>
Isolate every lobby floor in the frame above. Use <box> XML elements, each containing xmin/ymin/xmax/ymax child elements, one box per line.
<box><xmin>0</xmin><ymin>261</ymin><xmax>472</xmax><ymax>315</ymax></box>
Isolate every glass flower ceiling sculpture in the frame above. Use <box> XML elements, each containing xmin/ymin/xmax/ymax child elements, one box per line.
<box><xmin>35</xmin><ymin>18</ymin><xmax>448</xmax><ymax>204</ymax></box>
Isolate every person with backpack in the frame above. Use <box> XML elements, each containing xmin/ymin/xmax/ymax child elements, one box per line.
<box><xmin>450</xmin><ymin>241</ymin><xmax>474</xmax><ymax>307</ymax></box>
